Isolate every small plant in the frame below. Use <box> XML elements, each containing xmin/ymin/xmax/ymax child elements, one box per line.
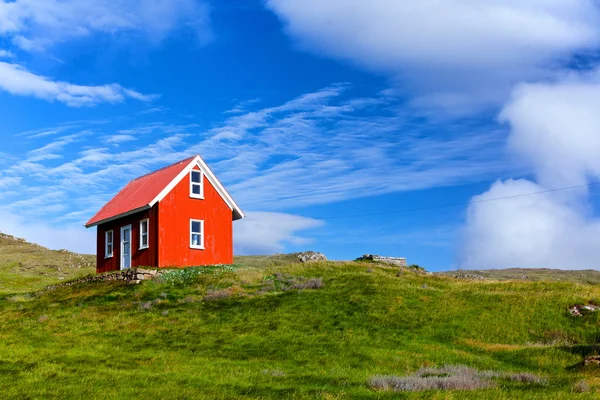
<box><xmin>369</xmin><ymin>365</ymin><xmax>546</xmax><ymax>392</ymax></box>
<box><xmin>291</xmin><ymin>277</ymin><xmax>324</xmax><ymax>290</ymax></box>
<box><xmin>508</xmin><ymin>372</ymin><xmax>547</xmax><ymax>384</ymax></box>
<box><xmin>157</xmin><ymin>265</ymin><xmax>239</xmax><ymax>285</ymax></box>
<box><xmin>574</xmin><ymin>380</ymin><xmax>590</xmax><ymax>393</ymax></box>
<box><xmin>261</xmin><ymin>369</ymin><xmax>286</xmax><ymax>377</ymax></box>
<box><xmin>203</xmin><ymin>288</ymin><xmax>234</xmax><ymax>302</ymax></box>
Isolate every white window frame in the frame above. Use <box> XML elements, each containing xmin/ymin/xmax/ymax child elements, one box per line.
<box><xmin>139</xmin><ymin>219</ymin><xmax>149</xmax><ymax>250</ymax></box>
<box><xmin>190</xmin><ymin>219</ymin><xmax>205</xmax><ymax>250</ymax></box>
<box><xmin>189</xmin><ymin>169</ymin><xmax>204</xmax><ymax>199</ymax></box>
<box><xmin>105</xmin><ymin>230</ymin><xmax>114</xmax><ymax>258</ymax></box>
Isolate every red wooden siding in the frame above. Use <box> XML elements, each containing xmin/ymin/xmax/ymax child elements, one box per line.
<box><xmin>158</xmin><ymin>166</ymin><xmax>233</xmax><ymax>267</ymax></box>
<box><xmin>96</xmin><ymin>207</ymin><xmax>159</xmax><ymax>273</ymax></box>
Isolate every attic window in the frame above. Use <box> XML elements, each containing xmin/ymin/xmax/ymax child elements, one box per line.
<box><xmin>105</xmin><ymin>230</ymin><xmax>113</xmax><ymax>258</ymax></box>
<box><xmin>139</xmin><ymin>219</ymin><xmax>149</xmax><ymax>250</ymax></box>
<box><xmin>190</xmin><ymin>170</ymin><xmax>204</xmax><ymax>199</ymax></box>
<box><xmin>190</xmin><ymin>219</ymin><xmax>204</xmax><ymax>249</ymax></box>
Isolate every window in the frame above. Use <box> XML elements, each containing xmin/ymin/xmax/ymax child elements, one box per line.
<box><xmin>105</xmin><ymin>230</ymin><xmax>114</xmax><ymax>258</ymax></box>
<box><xmin>190</xmin><ymin>219</ymin><xmax>204</xmax><ymax>249</ymax></box>
<box><xmin>190</xmin><ymin>170</ymin><xmax>203</xmax><ymax>199</ymax></box>
<box><xmin>139</xmin><ymin>219</ymin><xmax>149</xmax><ymax>250</ymax></box>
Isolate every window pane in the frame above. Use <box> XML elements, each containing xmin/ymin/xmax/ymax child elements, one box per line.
<box><xmin>141</xmin><ymin>221</ymin><xmax>147</xmax><ymax>234</ymax></box>
<box><xmin>191</xmin><ymin>171</ymin><xmax>201</xmax><ymax>183</ymax></box>
<box><xmin>192</xmin><ymin>184</ymin><xmax>201</xmax><ymax>195</ymax></box>
<box><xmin>191</xmin><ymin>234</ymin><xmax>201</xmax><ymax>246</ymax></box>
<box><xmin>107</xmin><ymin>244</ymin><xmax>112</xmax><ymax>254</ymax></box>
<box><xmin>142</xmin><ymin>235</ymin><xmax>148</xmax><ymax>247</ymax></box>
<box><xmin>106</xmin><ymin>232</ymin><xmax>112</xmax><ymax>243</ymax></box>
<box><xmin>191</xmin><ymin>221</ymin><xmax>201</xmax><ymax>233</ymax></box>
<box><xmin>124</xmin><ymin>229</ymin><xmax>130</xmax><ymax>241</ymax></box>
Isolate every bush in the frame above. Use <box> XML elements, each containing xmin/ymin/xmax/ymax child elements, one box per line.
<box><xmin>574</xmin><ymin>380</ymin><xmax>590</xmax><ymax>393</ymax></box>
<box><xmin>291</xmin><ymin>277</ymin><xmax>324</xmax><ymax>290</ymax></box>
<box><xmin>369</xmin><ymin>365</ymin><xmax>546</xmax><ymax>392</ymax></box>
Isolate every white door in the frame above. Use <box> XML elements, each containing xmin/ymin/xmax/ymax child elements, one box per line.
<box><xmin>120</xmin><ymin>225</ymin><xmax>132</xmax><ymax>270</ymax></box>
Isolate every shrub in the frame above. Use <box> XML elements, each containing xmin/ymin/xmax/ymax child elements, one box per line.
<box><xmin>203</xmin><ymin>288</ymin><xmax>234</xmax><ymax>302</ymax></box>
<box><xmin>508</xmin><ymin>372</ymin><xmax>547</xmax><ymax>384</ymax></box>
<box><xmin>369</xmin><ymin>365</ymin><xmax>546</xmax><ymax>392</ymax></box>
<box><xmin>291</xmin><ymin>277</ymin><xmax>324</xmax><ymax>290</ymax></box>
<box><xmin>574</xmin><ymin>380</ymin><xmax>590</xmax><ymax>393</ymax></box>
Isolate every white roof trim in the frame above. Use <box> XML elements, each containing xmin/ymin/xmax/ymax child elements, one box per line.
<box><xmin>149</xmin><ymin>155</ymin><xmax>245</xmax><ymax>220</ymax></box>
<box><xmin>85</xmin><ymin>205</ymin><xmax>151</xmax><ymax>228</ymax></box>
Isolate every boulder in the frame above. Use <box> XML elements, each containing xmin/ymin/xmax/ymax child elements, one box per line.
<box><xmin>296</xmin><ymin>251</ymin><xmax>327</xmax><ymax>263</ymax></box>
<box><xmin>357</xmin><ymin>254</ymin><xmax>407</xmax><ymax>267</ymax></box>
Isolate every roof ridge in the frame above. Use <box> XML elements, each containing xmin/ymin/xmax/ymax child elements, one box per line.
<box><xmin>130</xmin><ymin>155</ymin><xmax>197</xmax><ymax>183</ymax></box>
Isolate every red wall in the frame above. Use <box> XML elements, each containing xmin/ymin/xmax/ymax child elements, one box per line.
<box><xmin>157</xmin><ymin>166</ymin><xmax>233</xmax><ymax>267</ymax></box>
<box><xmin>96</xmin><ymin>207</ymin><xmax>158</xmax><ymax>273</ymax></box>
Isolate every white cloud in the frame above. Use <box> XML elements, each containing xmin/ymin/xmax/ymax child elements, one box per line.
<box><xmin>0</xmin><ymin>0</ymin><xmax>212</xmax><ymax>51</ymax></box>
<box><xmin>105</xmin><ymin>134</ymin><xmax>137</xmax><ymax>145</ymax></box>
<box><xmin>0</xmin><ymin>61</ymin><xmax>157</xmax><ymax>106</ymax></box>
<box><xmin>234</xmin><ymin>212</ymin><xmax>325</xmax><ymax>255</ymax></box>
<box><xmin>0</xmin><ymin>49</ymin><xmax>13</xmax><ymax>58</ymax></box>
<box><xmin>267</xmin><ymin>0</ymin><xmax>600</xmax><ymax>110</ymax></box>
<box><xmin>0</xmin><ymin>210</ymin><xmax>96</xmax><ymax>254</ymax></box>
<box><xmin>461</xmin><ymin>70</ymin><xmax>600</xmax><ymax>269</ymax></box>
<box><xmin>500</xmin><ymin>69</ymin><xmax>600</xmax><ymax>188</ymax></box>
<box><xmin>461</xmin><ymin>180</ymin><xmax>600</xmax><ymax>270</ymax></box>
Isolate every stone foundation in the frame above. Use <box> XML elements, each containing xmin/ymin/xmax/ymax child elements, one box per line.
<box><xmin>46</xmin><ymin>268</ymin><xmax>163</xmax><ymax>290</ymax></box>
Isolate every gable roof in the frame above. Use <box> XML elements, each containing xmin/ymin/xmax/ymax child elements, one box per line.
<box><xmin>85</xmin><ymin>155</ymin><xmax>245</xmax><ymax>228</ymax></box>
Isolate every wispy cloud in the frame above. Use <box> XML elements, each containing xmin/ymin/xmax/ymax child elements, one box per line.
<box><xmin>0</xmin><ymin>85</ymin><xmax>508</xmax><ymax>252</ymax></box>
<box><xmin>0</xmin><ymin>62</ymin><xmax>157</xmax><ymax>106</ymax></box>
<box><xmin>0</xmin><ymin>49</ymin><xmax>14</xmax><ymax>58</ymax></box>
<box><xmin>0</xmin><ymin>0</ymin><xmax>212</xmax><ymax>51</ymax></box>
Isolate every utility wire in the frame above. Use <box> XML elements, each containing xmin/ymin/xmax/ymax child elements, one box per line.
<box><xmin>317</xmin><ymin>181</ymin><xmax>600</xmax><ymax>220</ymax></box>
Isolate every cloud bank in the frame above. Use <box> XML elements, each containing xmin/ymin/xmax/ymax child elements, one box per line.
<box><xmin>267</xmin><ymin>0</ymin><xmax>600</xmax><ymax>110</ymax></box>
<box><xmin>461</xmin><ymin>70</ymin><xmax>600</xmax><ymax>269</ymax></box>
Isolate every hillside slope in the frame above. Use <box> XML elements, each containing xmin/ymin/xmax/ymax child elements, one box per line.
<box><xmin>0</xmin><ymin>258</ymin><xmax>599</xmax><ymax>398</ymax></box>
<box><xmin>0</xmin><ymin>232</ymin><xmax>95</xmax><ymax>294</ymax></box>
<box><xmin>439</xmin><ymin>268</ymin><xmax>600</xmax><ymax>284</ymax></box>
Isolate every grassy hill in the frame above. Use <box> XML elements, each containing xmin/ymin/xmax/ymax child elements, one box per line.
<box><xmin>0</xmin><ymin>244</ymin><xmax>600</xmax><ymax>398</ymax></box>
<box><xmin>0</xmin><ymin>232</ymin><xmax>95</xmax><ymax>295</ymax></box>
<box><xmin>438</xmin><ymin>268</ymin><xmax>600</xmax><ymax>285</ymax></box>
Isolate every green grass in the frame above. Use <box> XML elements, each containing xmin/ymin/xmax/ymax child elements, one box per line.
<box><xmin>438</xmin><ymin>268</ymin><xmax>600</xmax><ymax>284</ymax></box>
<box><xmin>1</xmin><ymin>256</ymin><xmax>600</xmax><ymax>398</ymax></box>
<box><xmin>0</xmin><ymin>232</ymin><xmax>95</xmax><ymax>295</ymax></box>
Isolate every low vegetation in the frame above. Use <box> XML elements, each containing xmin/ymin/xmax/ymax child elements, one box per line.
<box><xmin>0</xmin><ymin>232</ymin><xmax>95</xmax><ymax>295</ymax></box>
<box><xmin>1</xmin><ymin>240</ymin><xmax>600</xmax><ymax>398</ymax></box>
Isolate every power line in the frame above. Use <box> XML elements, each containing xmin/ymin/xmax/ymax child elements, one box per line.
<box><xmin>316</xmin><ymin>181</ymin><xmax>600</xmax><ymax>220</ymax></box>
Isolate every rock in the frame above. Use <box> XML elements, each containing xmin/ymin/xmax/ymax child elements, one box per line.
<box><xmin>569</xmin><ymin>303</ymin><xmax>600</xmax><ymax>317</ymax></box>
<box><xmin>357</xmin><ymin>254</ymin><xmax>407</xmax><ymax>267</ymax></box>
<box><xmin>584</xmin><ymin>356</ymin><xmax>600</xmax><ymax>366</ymax></box>
<box><xmin>296</xmin><ymin>251</ymin><xmax>327</xmax><ymax>263</ymax></box>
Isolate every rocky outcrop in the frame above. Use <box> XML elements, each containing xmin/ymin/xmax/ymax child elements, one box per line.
<box><xmin>46</xmin><ymin>268</ymin><xmax>163</xmax><ymax>290</ymax></box>
<box><xmin>357</xmin><ymin>254</ymin><xmax>407</xmax><ymax>267</ymax></box>
<box><xmin>568</xmin><ymin>303</ymin><xmax>600</xmax><ymax>317</ymax></box>
<box><xmin>296</xmin><ymin>251</ymin><xmax>327</xmax><ymax>263</ymax></box>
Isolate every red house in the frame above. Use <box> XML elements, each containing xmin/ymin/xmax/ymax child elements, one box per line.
<box><xmin>85</xmin><ymin>155</ymin><xmax>244</xmax><ymax>273</ymax></box>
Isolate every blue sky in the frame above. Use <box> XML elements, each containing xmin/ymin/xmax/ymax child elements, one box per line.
<box><xmin>2</xmin><ymin>0</ymin><xmax>600</xmax><ymax>271</ymax></box>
